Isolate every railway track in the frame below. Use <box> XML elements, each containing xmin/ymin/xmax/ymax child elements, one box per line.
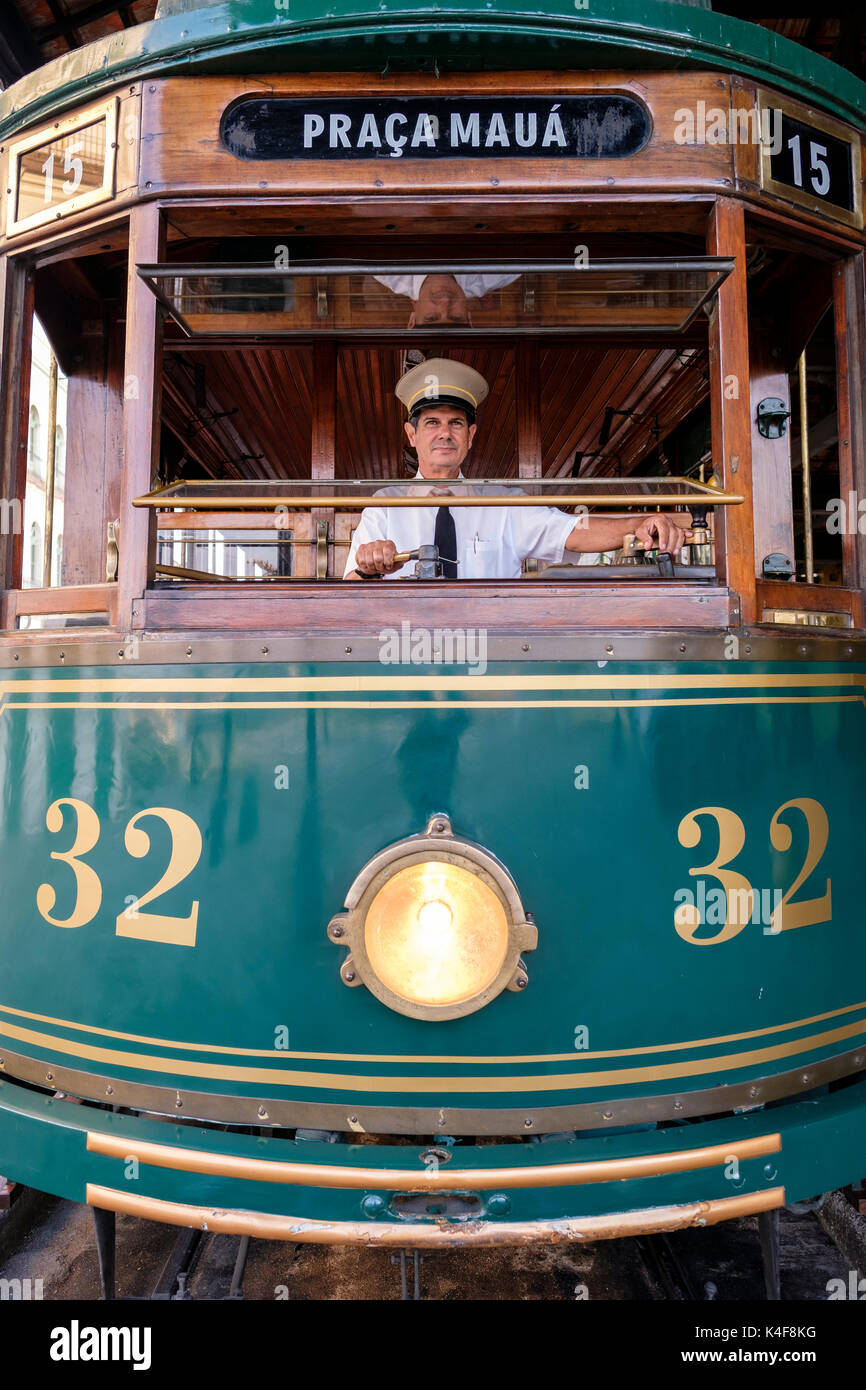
<box><xmin>0</xmin><ymin>1189</ymin><xmax>854</xmax><ymax>1302</ymax></box>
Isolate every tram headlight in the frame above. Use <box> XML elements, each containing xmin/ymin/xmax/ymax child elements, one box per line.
<box><xmin>327</xmin><ymin>816</ymin><xmax>537</xmax><ymax>1021</ymax></box>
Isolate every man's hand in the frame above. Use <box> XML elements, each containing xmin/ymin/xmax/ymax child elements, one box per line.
<box><xmin>355</xmin><ymin>540</ymin><xmax>403</xmax><ymax>576</ymax></box>
<box><xmin>634</xmin><ymin>514</ymin><xmax>689</xmax><ymax>555</ymax></box>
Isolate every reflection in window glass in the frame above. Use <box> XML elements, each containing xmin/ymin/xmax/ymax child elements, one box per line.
<box><xmin>28</xmin><ymin>406</ymin><xmax>41</xmax><ymax>473</ymax></box>
<box><xmin>29</xmin><ymin>522</ymin><xmax>41</xmax><ymax>587</ymax></box>
<box><xmin>22</xmin><ymin>318</ymin><xmax>67</xmax><ymax>589</ymax></box>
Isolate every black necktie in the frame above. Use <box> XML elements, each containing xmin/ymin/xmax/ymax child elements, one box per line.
<box><xmin>434</xmin><ymin>505</ymin><xmax>458</xmax><ymax>578</ymax></box>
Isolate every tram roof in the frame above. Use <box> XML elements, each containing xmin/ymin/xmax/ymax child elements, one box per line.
<box><xmin>1</xmin><ymin>0</ymin><xmax>865</xmax><ymax>141</ymax></box>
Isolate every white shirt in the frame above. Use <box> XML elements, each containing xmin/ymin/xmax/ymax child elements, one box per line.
<box><xmin>373</xmin><ymin>273</ymin><xmax>520</xmax><ymax>301</ymax></box>
<box><xmin>344</xmin><ymin>473</ymin><xmax>576</xmax><ymax>580</ymax></box>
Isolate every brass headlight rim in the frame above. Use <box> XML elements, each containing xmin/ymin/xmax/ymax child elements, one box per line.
<box><xmin>342</xmin><ymin>818</ymin><xmax>524</xmax><ymax>920</ymax></box>
<box><xmin>327</xmin><ymin>817</ymin><xmax>537</xmax><ymax>1022</ymax></box>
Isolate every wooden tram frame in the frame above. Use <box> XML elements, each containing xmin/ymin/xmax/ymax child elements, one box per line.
<box><xmin>0</xmin><ymin>60</ymin><xmax>863</xmax><ymax>641</ymax></box>
<box><xmin>1</xmin><ymin>2</ymin><xmax>866</xmax><ymax>1265</ymax></box>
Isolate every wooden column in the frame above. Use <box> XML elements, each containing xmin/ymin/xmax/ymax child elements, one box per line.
<box><xmin>63</xmin><ymin>315</ymin><xmax>125</xmax><ymax>586</ymax></box>
<box><xmin>749</xmin><ymin>323</ymin><xmax>794</xmax><ymax>576</ymax></box>
<box><xmin>707</xmin><ymin>199</ymin><xmax>757</xmax><ymax>624</ymax></box>
<box><xmin>833</xmin><ymin>253</ymin><xmax>866</xmax><ymax>595</ymax></box>
<box><xmin>118</xmin><ymin>205</ymin><xmax>164</xmax><ymax>629</ymax></box>
<box><xmin>516</xmin><ymin>339</ymin><xmax>541</xmax><ymax>478</ymax></box>
<box><xmin>0</xmin><ymin>262</ymin><xmax>33</xmax><ymax>593</ymax></box>
<box><xmin>310</xmin><ymin>340</ymin><xmax>336</xmax><ymax>578</ymax></box>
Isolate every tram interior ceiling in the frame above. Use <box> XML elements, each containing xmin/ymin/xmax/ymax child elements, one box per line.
<box><xmin>1</xmin><ymin>215</ymin><xmax>859</xmax><ymax>620</ymax></box>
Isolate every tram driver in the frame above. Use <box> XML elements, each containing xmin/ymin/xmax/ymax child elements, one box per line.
<box><xmin>343</xmin><ymin>358</ymin><xmax>687</xmax><ymax>580</ymax></box>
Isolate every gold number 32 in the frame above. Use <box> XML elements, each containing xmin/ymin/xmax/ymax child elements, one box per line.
<box><xmin>675</xmin><ymin>797</ymin><xmax>831</xmax><ymax>945</ymax></box>
<box><xmin>37</xmin><ymin>798</ymin><xmax>203</xmax><ymax>948</ymax></box>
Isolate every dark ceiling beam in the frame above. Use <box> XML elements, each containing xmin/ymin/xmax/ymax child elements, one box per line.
<box><xmin>0</xmin><ymin>5</ymin><xmax>45</xmax><ymax>85</ymax></box>
<box><xmin>831</xmin><ymin>15</ymin><xmax>864</xmax><ymax>79</ymax></box>
<box><xmin>34</xmin><ymin>1</ymin><xmax>130</xmax><ymax>44</ymax></box>
<box><xmin>41</xmin><ymin>0</ymin><xmax>84</xmax><ymax>49</ymax></box>
<box><xmin>714</xmin><ymin>3</ymin><xmax>831</xmax><ymax>15</ymax></box>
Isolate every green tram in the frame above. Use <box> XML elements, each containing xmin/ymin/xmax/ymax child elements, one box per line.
<box><xmin>0</xmin><ymin>0</ymin><xmax>864</xmax><ymax>1295</ymax></box>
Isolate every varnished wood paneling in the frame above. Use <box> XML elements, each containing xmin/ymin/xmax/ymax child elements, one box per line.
<box><xmin>2</xmin><ymin>582</ymin><xmax>116</xmax><ymax>630</ymax></box>
<box><xmin>707</xmin><ymin>199</ymin><xmax>757</xmax><ymax>623</ymax></box>
<box><xmin>757</xmin><ymin>580</ymin><xmax>863</xmax><ymax>626</ymax></box>
<box><xmin>140</xmin><ymin>72</ymin><xmax>735</xmax><ymax>200</ymax></box>
<box><xmin>162</xmin><ymin>197</ymin><xmax>717</xmax><ymax>242</ymax></box>
<box><xmin>0</xmin><ymin>257</ymin><xmax>31</xmax><ymax>591</ymax></box>
<box><xmin>117</xmin><ymin>204</ymin><xmax>163</xmax><ymax>627</ymax></box>
<box><xmin>833</xmin><ymin>253</ymin><xmax>866</xmax><ymax>594</ymax></box>
<box><xmin>517</xmin><ymin>339</ymin><xmax>541</xmax><ymax>479</ymax></box>
<box><xmin>61</xmin><ymin>310</ymin><xmax>125</xmax><ymax>586</ymax></box>
<box><xmin>0</xmin><ymin>89</ymin><xmax>141</xmax><ymax>255</ymax></box>
<box><xmin>143</xmin><ymin>583</ymin><xmax>734</xmax><ymax>633</ymax></box>
<box><xmin>749</xmin><ymin>323</ymin><xmax>795</xmax><ymax>576</ymax></box>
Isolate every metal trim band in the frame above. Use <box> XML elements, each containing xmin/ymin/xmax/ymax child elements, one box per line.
<box><xmin>86</xmin><ymin>1131</ymin><xmax>781</xmax><ymax>1189</ymax></box>
<box><xmin>2</xmin><ymin>1001</ymin><xmax>865</xmax><ymax>1092</ymax></box>
<box><xmin>85</xmin><ymin>1184</ymin><xmax>786</xmax><ymax>1246</ymax></box>
<box><xmin>0</xmin><ymin>631</ymin><xmax>863</xmax><ymax>670</ymax></box>
<box><xmin>2</xmin><ymin>1045</ymin><xmax>862</xmax><ymax>1135</ymax></box>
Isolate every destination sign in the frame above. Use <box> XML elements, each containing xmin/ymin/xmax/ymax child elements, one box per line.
<box><xmin>220</xmin><ymin>96</ymin><xmax>652</xmax><ymax>161</ymax></box>
<box><xmin>758</xmin><ymin>95</ymin><xmax>862</xmax><ymax>229</ymax></box>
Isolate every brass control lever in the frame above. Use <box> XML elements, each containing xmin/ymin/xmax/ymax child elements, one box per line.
<box><xmin>393</xmin><ymin>544</ymin><xmax>449</xmax><ymax>579</ymax></box>
<box><xmin>621</xmin><ymin>531</ymin><xmax>693</xmax><ymax>577</ymax></box>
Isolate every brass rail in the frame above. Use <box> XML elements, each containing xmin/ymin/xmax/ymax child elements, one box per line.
<box><xmin>138</xmin><ymin>492</ymin><xmax>743</xmax><ymax>510</ymax></box>
<box><xmin>155</xmin><ymin>563</ymin><xmax>237</xmax><ymax>583</ymax></box>
<box><xmin>87</xmin><ymin>1184</ymin><xmax>785</xmax><ymax>1247</ymax></box>
<box><xmin>798</xmin><ymin>350</ymin><xmax>814</xmax><ymax>584</ymax></box>
<box><xmin>87</xmin><ymin>1130</ymin><xmax>780</xmax><ymax>1190</ymax></box>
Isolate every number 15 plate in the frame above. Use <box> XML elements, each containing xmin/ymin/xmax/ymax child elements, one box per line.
<box><xmin>757</xmin><ymin>90</ymin><xmax>862</xmax><ymax>231</ymax></box>
<box><xmin>5</xmin><ymin>98</ymin><xmax>117</xmax><ymax>239</ymax></box>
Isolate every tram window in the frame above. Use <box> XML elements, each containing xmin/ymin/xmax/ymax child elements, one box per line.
<box><xmin>155</xmin><ymin>527</ymin><xmax>294</xmax><ymax>582</ymax></box>
<box><xmin>22</xmin><ymin>318</ymin><xmax>67</xmax><ymax>590</ymax></box>
<box><xmin>745</xmin><ymin>233</ymin><xmax>852</xmax><ymax>616</ymax></box>
<box><xmin>142</xmin><ymin>259</ymin><xmax>731</xmax><ymax>338</ymax></box>
<box><xmin>117</xmin><ymin>248</ymin><xmax>733</xmax><ymax>582</ymax></box>
<box><xmin>788</xmin><ymin>308</ymin><xmax>842</xmax><ymax>586</ymax></box>
<box><xmin>144</xmin><ymin>253</ymin><xmax>733</xmax><ymax>584</ymax></box>
<box><xmin>10</xmin><ymin>245</ymin><xmax>130</xmax><ymax>600</ymax></box>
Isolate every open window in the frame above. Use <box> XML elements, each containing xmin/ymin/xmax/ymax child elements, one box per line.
<box><xmin>0</xmin><ymin>226</ymin><xmax>128</xmax><ymax>630</ymax></box>
<box><xmin>745</xmin><ymin>218</ymin><xmax>862</xmax><ymax>627</ymax></box>
<box><xmin>131</xmin><ymin>242</ymin><xmax>739</xmax><ymax>586</ymax></box>
<box><xmin>3</xmin><ymin>214</ymin><xmax>862</xmax><ymax>623</ymax></box>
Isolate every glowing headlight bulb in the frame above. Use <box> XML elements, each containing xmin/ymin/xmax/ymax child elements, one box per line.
<box><xmin>417</xmin><ymin>898</ymin><xmax>454</xmax><ymax>938</ymax></box>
